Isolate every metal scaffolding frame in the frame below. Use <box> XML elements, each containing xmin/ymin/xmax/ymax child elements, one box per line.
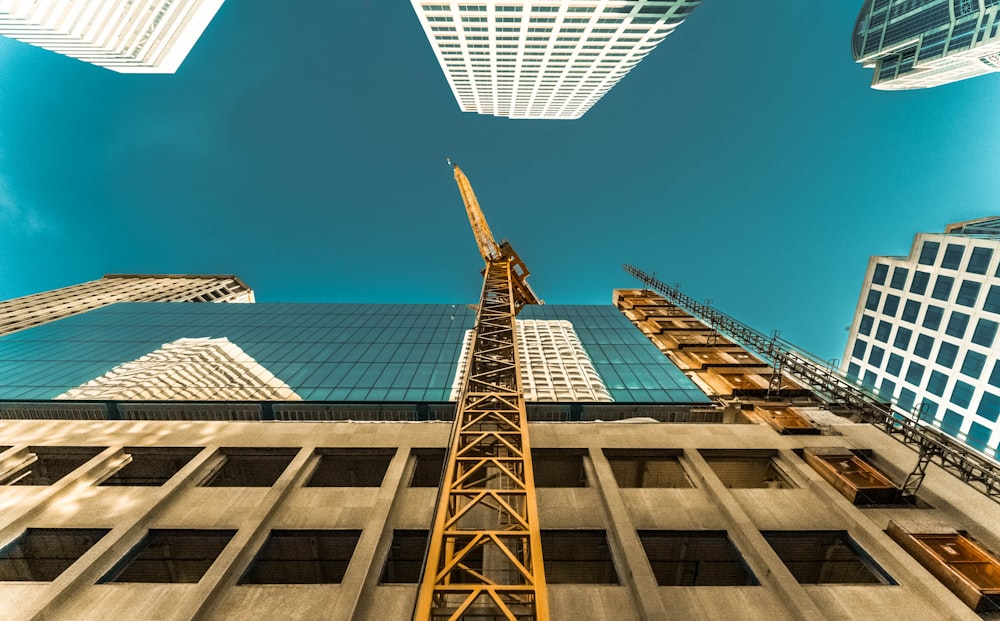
<box><xmin>624</xmin><ymin>264</ymin><xmax>1000</xmax><ymax>503</ymax></box>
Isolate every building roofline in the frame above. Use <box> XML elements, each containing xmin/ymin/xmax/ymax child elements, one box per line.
<box><xmin>101</xmin><ymin>273</ymin><xmax>253</xmax><ymax>292</ymax></box>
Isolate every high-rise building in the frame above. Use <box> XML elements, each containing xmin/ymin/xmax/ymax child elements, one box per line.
<box><xmin>0</xmin><ymin>279</ymin><xmax>998</xmax><ymax>619</ymax></box>
<box><xmin>852</xmin><ymin>0</ymin><xmax>1000</xmax><ymax>90</ymax></box>
<box><xmin>410</xmin><ymin>1</ymin><xmax>703</xmax><ymax>119</ymax></box>
<box><xmin>0</xmin><ymin>0</ymin><xmax>225</xmax><ymax>73</ymax></box>
<box><xmin>0</xmin><ymin>274</ymin><xmax>254</xmax><ymax>337</ymax></box>
<box><xmin>842</xmin><ymin>217</ymin><xmax>1000</xmax><ymax>460</ymax></box>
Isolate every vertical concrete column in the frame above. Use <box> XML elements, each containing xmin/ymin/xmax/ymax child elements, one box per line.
<box><xmin>682</xmin><ymin>450</ymin><xmax>825</xmax><ymax>621</ymax></box>
<box><xmin>585</xmin><ymin>447</ymin><xmax>669</xmax><ymax>621</ymax></box>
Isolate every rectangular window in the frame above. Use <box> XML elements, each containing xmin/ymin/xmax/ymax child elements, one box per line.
<box><xmin>881</xmin><ymin>294</ymin><xmax>900</xmax><ymax>317</ymax></box>
<box><xmin>864</xmin><ymin>290</ymin><xmax>881</xmax><ymax>311</ymax></box>
<box><xmin>910</xmin><ymin>271</ymin><xmax>930</xmax><ymax>295</ymax></box>
<box><xmin>960</xmin><ymin>352</ymin><xmax>986</xmax><ymax>379</ymax></box>
<box><xmin>604</xmin><ymin>449</ymin><xmax>692</xmax><ymax>488</ymax></box>
<box><xmin>931</xmin><ymin>275</ymin><xmax>954</xmax><ymax>301</ymax></box>
<box><xmin>983</xmin><ymin>286</ymin><xmax>1000</xmax><ymax>314</ymax></box>
<box><xmin>380</xmin><ymin>530</ymin><xmax>428</xmax><ymax>583</ymax></box>
<box><xmin>238</xmin><ymin>530</ymin><xmax>361</xmax><ymax>584</ymax></box>
<box><xmin>874</xmin><ymin>321</ymin><xmax>892</xmax><ymax>343</ymax></box>
<box><xmin>936</xmin><ymin>342</ymin><xmax>959</xmax><ymax>367</ymax></box>
<box><xmin>967</xmin><ymin>247</ymin><xmax>993</xmax><ymax>274</ymax></box>
<box><xmin>885</xmin><ymin>353</ymin><xmax>903</xmax><ymax>376</ymax></box>
<box><xmin>859</xmin><ymin>315</ymin><xmax>874</xmax><ymax>335</ymax></box>
<box><xmin>872</xmin><ymin>264</ymin><xmax>889</xmax><ymax>285</ymax></box>
<box><xmin>0</xmin><ymin>528</ymin><xmax>110</xmax><ymax>581</ymax></box>
<box><xmin>638</xmin><ymin>531</ymin><xmax>757</xmax><ymax>586</ymax></box>
<box><xmin>977</xmin><ymin>392</ymin><xmax>1000</xmax><ymax>422</ymax></box>
<box><xmin>941</xmin><ymin>243</ymin><xmax>965</xmax><ymax>269</ymax></box>
<box><xmin>941</xmin><ymin>410</ymin><xmax>964</xmax><ymax>437</ymax></box>
<box><xmin>900</xmin><ymin>300</ymin><xmax>920</xmax><ymax>323</ymax></box>
<box><xmin>100</xmin><ymin>529</ymin><xmax>236</xmax><ymax>583</ymax></box>
<box><xmin>950</xmin><ymin>381</ymin><xmax>975</xmax><ymax>409</ymax></box>
<box><xmin>945</xmin><ymin>312</ymin><xmax>970</xmax><ymax>339</ymax></box>
<box><xmin>889</xmin><ymin>267</ymin><xmax>908</xmax><ymax>290</ymax></box>
<box><xmin>955</xmin><ymin>281</ymin><xmax>981</xmax><ymax>307</ymax></box>
<box><xmin>904</xmin><ymin>362</ymin><xmax>925</xmax><ymax>386</ymax></box>
<box><xmin>868</xmin><ymin>346</ymin><xmax>885</xmax><ymax>367</ymax></box>
<box><xmin>101</xmin><ymin>447</ymin><xmax>202</xmax><ymax>487</ymax></box>
<box><xmin>847</xmin><ymin>363</ymin><xmax>861</xmax><ymax>380</ymax></box>
<box><xmin>898</xmin><ymin>388</ymin><xmax>916</xmax><ymax>412</ymax></box>
<box><xmin>701</xmin><ymin>450</ymin><xmax>795</xmax><ymax>489</ymax></box>
<box><xmin>922</xmin><ymin>306</ymin><xmax>944</xmax><ymax>330</ymax></box>
<box><xmin>851</xmin><ymin>340</ymin><xmax>867</xmax><ymax>360</ymax></box>
<box><xmin>892</xmin><ymin>327</ymin><xmax>912</xmax><ymax>350</ymax></box>
<box><xmin>972</xmin><ymin>319</ymin><xmax>999</xmax><ymax>347</ymax></box>
<box><xmin>761</xmin><ymin>531</ymin><xmax>894</xmax><ymax>584</ymax></box>
<box><xmin>918</xmin><ymin>241</ymin><xmax>940</xmax><ymax>266</ymax></box>
<box><xmin>200</xmin><ymin>448</ymin><xmax>298</xmax><ymax>487</ymax></box>
<box><xmin>880</xmin><ymin>379</ymin><xmax>896</xmax><ymax>400</ymax></box>
<box><xmin>926</xmin><ymin>371</ymin><xmax>949</xmax><ymax>396</ymax></box>
<box><xmin>542</xmin><ymin>530</ymin><xmax>619</xmax><ymax>584</ymax></box>
<box><xmin>305</xmin><ymin>448</ymin><xmax>395</xmax><ymax>487</ymax></box>
<box><xmin>409</xmin><ymin>448</ymin><xmax>446</xmax><ymax>487</ymax></box>
<box><xmin>532</xmin><ymin>449</ymin><xmax>588</xmax><ymax>487</ymax></box>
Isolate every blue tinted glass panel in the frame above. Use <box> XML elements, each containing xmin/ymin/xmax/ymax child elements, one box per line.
<box><xmin>900</xmin><ymin>300</ymin><xmax>920</xmax><ymax>323</ymax></box>
<box><xmin>955</xmin><ymin>281</ymin><xmax>981</xmax><ymax>307</ymax></box>
<box><xmin>862</xmin><ymin>371</ymin><xmax>877</xmax><ymax>389</ymax></box>
<box><xmin>983</xmin><ymin>286</ymin><xmax>1000</xmax><ymax>314</ymax></box>
<box><xmin>910</xmin><ymin>271</ymin><xmax>930</xmax><ymax>295</ymax></box>
<box><xmin>859</xmin><ymin>315</ymin><xmax>874</xmax><ymax>336</ymax></box>
<box><xmin>875</xmin><ymin>322</ymin><xmax>892</xmax><ymax>343</ymax></box>
<box><xmin>941</xmin><ymin>244</ymin><xmax>964</xmax><ymax>269</ymax></box>
<box><xmin>852</xmin><ymin>339</ymin><xmax>867</xmax><ymax>360</ymax></box>
<box><xmin>922</xmin><ymin>306</ymin><xmax>944</xmax><ymax>330</ymax></box>
<box><xmin>913</xmin><ymin>334</ymin><xmax>934</xmax><ymax>358</ymax></box>
<box><xmin>941</xmin><ymin>410</ymin><xmax>964</xmax><ymax>437</ymax></box>
<box><xmin>885</xmin><ymin>353</ymin><xmax>903</xmax><ymax>376</ymax></box>
<box><xmin>926</xmin><ymin>371</ymin><xmax>948</xmax><ymax>396</ymax></box>
<box><xmin>961</xmin><ymin>352</ymin><xmax>986</xmax><ymax>379</ymax></box>
<box><xmin>945</xmin><ymin>312</ymin><xmax>969</xmax><ymax>338</ymax></box>
<box><xmin>879</xmin><ymin>379</ymin><xmax>895</xmax><ymax>399</ymax></box>
<box><xmin>951</xmin><ymin>381</ymin><xmax>975</xmax><ymax>408</ymax></box>
<box><xmin>847</xmin><ymin>362</ymin><xmax>861</xmax><ymax>380</ymax></box>
<box><xmin>892</xmin><ymin>327</ymin><xmax>911</xmax><ymax>350</ymax></box>
<box><xmin>897</xmin><ymin>388</ymin><xmax>916</xmax><ymax>412</ymax></box>
<box><xmin>872</xmin><ymin>263</ymin><xmax>889</xmax><ymax>285</ymax></box>
<box><xmin>918</xmin><ymin>400</ymin><xmax>939</xmax><ymax>423</ymax></box>
<box><xmin>936</xmin><ymin>342</ymin><xmax>959</xmax><ymax>368</ymax></box>
<box><xmin>978</xmin><ymin>392</ymin><xmax>1000</xmax><ymax>422</ymax></box>
<box><xmin>917</xmin><ymin>241</ymin><xmax>939</xmax><ymax>265</ymax></box>
<box><xmin>972</xmin><ymin>319</ymin><xmax>998</xmax><ymax>347</ymax></box>
<box><xmin>967</xmin><ymin>247</ymin><xmax>993</xmax><ymax>275</ymax></box>
<box><xmin>865</xmin><ymin>290</ymin><xmax>881</xmax><ymax>311</ymax></box>
<box><xmin>882</xmin><ymin>294</ymin><xmax>900</xmax><ymax>317</ymax></box>
<box><xmin>868</xmin><ymin>346</ymin><xmax>884</xmax><ymax>367</ymax></box>
<box><xmin>931</xmin><ymin>276</ymin><xmax>954</xmax><ymax>301</ymax></box>
<box><xmin>889</xmin><ymin>267</ymin><xmax>908</xmax><ymax>290</ymax></box>
<box><xmin>966</xmin><ymin>422</ymin><xmax>992</xmax><ymax>452</ymax></box>
<box><xmin>904</xmin><ymin>362</ymin><xmax>924</xmax><ymax>386</ymax></box>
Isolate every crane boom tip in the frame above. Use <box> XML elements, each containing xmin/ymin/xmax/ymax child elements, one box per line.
<box><xmin>446</xmin><ymin>157</ymin><xmax>455</xmax><ymax>167</ymax></box>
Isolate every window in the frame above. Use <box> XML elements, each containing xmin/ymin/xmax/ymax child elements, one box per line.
<box><xmin>931</xmin><ymin>275</ymin><xmax>954</xmax><ymax>301</ymax></box>
<box><xmin>238</xmin><ymin>530</ymin><xmax>361</xmax><ymax>584</ymax></box>
<box><xmin>761</xmin><ymin>531</ymin><xmax>894</xmax><ymax>584</ymax></box>
<box><xmin>967</xmin><ymin>422</ymin><xmax>992</xmax><ymax>452</ymax></box>
<box><xmin>892</xmin><ymin>327</ymin><xmax>912</xmax><ymax>350</ymax></box>
<box><xmin>881</xmin><ymin>294</ymin><xmax>900</xmax><ymax>317</ymax></box>
<box><xmin>879</xmin><ymin>379</ymin><xmax>896</xmax><ymax>400</ymax></box>
<box><xmin>862</xmin><ymin>371</ymin><xmax>877</xmax><ymax>389</ymax></box>
<box><xmin>874</xmin><ymin>321</ymin><xmax>891</xmax><ymax>343</ymax></box>
<box><xmin>917</xmin><ymin>241</ymin><xmax>940</xmax><ymax>265</ymax></box>
<box><xmin>542</xmin><ymin>530</ymin><xmax>618</xmax><ymax>584</ymax></box>
<box><xmin>945</xmin><ymin>312</ymin><xmax>969</xmax><ymax>338</ymax></box>
<box><xmin>847</xmin><ymin>363</ymin><xmax>861</xmax><ymax>380</ymax></box>
<box><xmin>872</xmin><ymin>264</ymin><xmax>889</xmax><ymax>285</ymax></box>
<box><xmin>960</xmin><ymin>353</ymin><xmax>987</xmax><ymax>380</ymax></box>
<box><xmin>532</xmin><ymin>449</ymin><xmax>587</xmax><ymax>487</ymax></box>
<box><xmin>701</xmin><ymin>451</ymin><xmax>795</xmax><ymax>489</ymax></box>
<box><xmin>864</xmin><ymin>290</ymin><xmax>881</xmax><ymax>311</ymax></box>
<box><xmin>900</xmin><ymin>300</ymin><xmax>920</xmax><ymax>323</ymax></box>
<box><xmin>941</xmin><ymin>244</ymin><xmax>964</xmax><ymax>269</ymax></box>
<box><xmin>200</xmin><ymin>448</ymin><xmax>298</xmax><ymax>487</ymax></box>
<box><xmin>926</xmin><ymin>371</ymin><xmax>949</xmax><ymax>396</ymax></box>
<box><xmin>886</xmin><ymin>354</ymin><xmax>903</xmax><ymax>376</ymax></box>
<box><xmin>904</xmin><ymin>362</ymin><xmax>925</xmax><ymax>386</ymax></box>
<box><xmin>858</xmin><ymin>315</ymin><xmax>874</xmax><ymax>335</ymax></box>
<box><xmin>955</xmin><ymin>281</ymin><xmax>981</xmax><ymax>307</ymax></box>
<box><xmin>639</xmin><ymin>531</ymin><xmax>756</xmax><ymax>586</ymax></box>
<box><xmin>950</xmin><ymin>380</ymin><xmax>975</xmax><ymax>409</ymax></box>
<box><xmin>967</xmin><ymin>247</ymin><xmax>993</xmax><ymax>274</ymax></box>
<box><xmin>604</xmin><ymin>449</ymin><xmax>692</xmax><ymax>488</ymax></box>
<box><xmin>977</xmin><ymin>392</ymin><xmax>1000</xmax><ymax>422</ymax></box>
<box><xmin>983</xmin><ymin>286</ymin><xmax>1000</xmax><ymax>314</ymax></box>
<box><xmin>100</xmin><ymin>447</ymin><xmax>202</xmax><ymax>486</ymax></box>
<box><xmin>379</xmin><ymin>530</ymin><xmax>428</xmax><ymax>583</ymax></box>
<box><xmin>913</xmin><ymin>334</ymin><xmax>934</xmax><ymax>359</ymax></box>
<box><xmin>917</xmin><ymin>400</ymin><xmax>939</xmax><ymax>422</ymax></box>
<box><xmin>0</xmin><ymin>528</ymin><xmax>110</xmax><ymax>581</ymax></box>
<box><xmin>2</xmin><ymin>446</ymin><xmax>106</xmax><ymax>486</ymax></box>
<box><xmin>868</xmin><ymin>346</ymin><xmax>885</xmax><ymax>367</ymax></box>
<box><xmin>100</xmin><ymin>530</ymin><xmax>236</xmax><ymax>583</ymax></box>
<box><xmin>910</xmin><ymin>271</ymin><xmax>930</xmax><ymax>294</ymax></box>
<box><xmin>922</xmin><ymin>306</ymin><xmax>944</xmax><ymax>330</ymax></box>
<box><xmin>971</xmin><ymin>319</ymin><xmax>998</xmax><ymax>347</ymax></box>
<box><xmin>305</xmin><ymin>449</ymin><xmax>395</xmax><ymax>487</ymax></box>
<box><xmin>889</xmin><ymin>267</ymin><xmax>909</xmax><ymax>290</ymax></box>
<box><xmin>941</xmin><ymin>410</ymin><xmax>964</xmax><ymax>437</ymax></box>
<box><xmin>898</xmin><ymin>388</ymin><xmax>916</xmax><ymax>412</ymax></box>
<box><xmin>936</xmin><ymin>342</ymin><xmax>959</xmax><ymax>367</ymax></box>
<box><xmin>409</xmin><ymin>448</ymin><xmax>446</xmax><ymax>487</ymax></box>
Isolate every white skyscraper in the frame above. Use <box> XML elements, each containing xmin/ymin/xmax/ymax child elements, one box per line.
<box><xmin>843</xmin><ymin>218</ymin><xmax>1000</xmax><ymax>461</ymax></box>
<box><xmin>0</xmin><ymin>0</ymin><xmax>225</xmax><ymax>73</ymax></box>
<box><xmin>410</xmin><ymin>0</ymin><xmax>702</xmax><ymax>119</ymax></box>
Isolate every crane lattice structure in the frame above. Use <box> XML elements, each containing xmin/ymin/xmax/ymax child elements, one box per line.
<box><xmin>413</xmin><ymin>163</ymin><xmax>548</xmax><ymax>621</ymax></box>
<box><xmin>624</xmin><ymin>264</ymin><xmax>1000</xmax><ymax>504</ymax></box>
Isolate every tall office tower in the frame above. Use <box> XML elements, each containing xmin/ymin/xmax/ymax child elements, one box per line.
<box><xmin>410</xmin><ymin>1</ymin><xmax>703</xmax><ymax>119</ymax></box>
<box><xmin>843</xmin><ymin>217</ymin><xmax>1000</xmax><ymax>460</ymax></box>
<box><xmin>852</xmin><ymin>0</ymin><xmax>1000</xmax><ymax>90</ymax></box>
<box><xmin>0</xmin><ymin>285</ymin><xmax>998</xmax><ymax>619</ymax></box>
<box><xmin>0</xmin><ymin>0</ymin><xmax>225</xmax><ymax>73</ymax></box>
<box><xmin>0</xmin><ymin>274</ymin><xmax>254</xmax><ymax>337</ymax></box>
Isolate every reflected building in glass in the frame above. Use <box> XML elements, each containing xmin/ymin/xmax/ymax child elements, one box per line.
<box><xmin>852</xmin><ymin>0</ymin><xmax>1000</xmax><ymax>89</ymax></box>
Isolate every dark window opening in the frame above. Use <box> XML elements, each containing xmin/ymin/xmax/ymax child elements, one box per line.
<box><xmin>762</xmin><ymin>531</ymin><xmax>895</xmax><ymax>584</ymax></box>
<box><xmin>100</xmin><ymin>447</ymin><xmax>202</xmax><ymax>486</ymax></box>
<box><xmin>305</xmin><ymin>448</ymin><xmax>395</xmax><ymax>487</ymax></box>
<box><xmin>200</xmin><ymin>448</ymin><xmax>298</xmax><ymax>487</ymax></box>
<box><xmin>639</xmin><ymin>531</ymin><xmax>757</xmax><ymax>586</ymax></box>
<box><xmin>100</xmin><ymin>529</ymin><xmax>236</xmax><ymax>583</ymax></box>
<box><xmin>0</xmin><ymin>528</ymin><xmax>110</xmax><ymax>581</ymax></box>
<box><xmin>531</xmin><ymin>449</ymin><xmax>587</xmax><ymax>487</ymax></box>
<box><xmin>604</xmin><ymin>449</ymin><xmax>693</xmax><ymax>488</ymax></box>
<box><xmin>700</xmin><ymin>450</ymin><xmax>795</xmax><ymax>489</ymax></box>
<box><xmin>380</xmin><ymin>530</ymin><xmax>429</xmax><ymax>584</ymax></box>
<box><xmin>409</xmin><ymin>448</ymin><xmax>446</xmax><ymax>487</ymax></box>
<box><xmin>542</xmin><ymin>530</ymin><xmax>619</xmax><ymax>584</ymax></box>
<box><xmin>239</xmin><ymin>530</ymin><xmax>361</xmax><ymax>584</ymax></box>
<box><xmin>4</xmin><ymin>446</ymin><xmax>106</xmax><ymax>486</ymax></box>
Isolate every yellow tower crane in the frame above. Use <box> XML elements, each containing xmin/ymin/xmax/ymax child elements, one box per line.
<box><xmin>412</xmin><ymin>161</ymin><xmax>549</xmax><ymax>621</ymax></box>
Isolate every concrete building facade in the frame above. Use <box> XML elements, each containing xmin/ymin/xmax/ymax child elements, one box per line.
<box><xmin>852</xmin><ymin>0</ymin><xmax>1000</xmax><ymax>90</ymax></box>
<box><xmin>410</xmin><ymin>0</ymin><xmax>703</xmax><ymax>119</ymax></box>
<box><xmin>842</xmin><ymin>218</ymin><xmax>1000</xmax><ymax>461</ymax></box>
<box><xmin>0</xmin><ymin>0</ymin><xmax>225</xmax><ymax>73</ymax></box>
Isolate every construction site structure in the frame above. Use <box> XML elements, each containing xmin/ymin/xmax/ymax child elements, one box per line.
<box><xmin>412</xmin><ymin>163</ymin><xmax>548</xmax><ymax>620</ymax></box>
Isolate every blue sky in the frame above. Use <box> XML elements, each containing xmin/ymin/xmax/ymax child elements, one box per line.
<box><xmin>0</xmin><ymin>1</ymin><xmax>998</xmax><ymax>362</ymax></box>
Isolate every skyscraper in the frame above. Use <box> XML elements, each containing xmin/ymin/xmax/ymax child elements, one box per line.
<box><xmin>0</xmin><ymin>0</ymin><xmax>225</xmax><ymax>73</ymax></box>
<box><xmin>843</xmin><ymin>217</ymin><xmax>1000</xmax><ymax>460</ymax></box>
<box><xmin>0</xmin><ymin>277</ymin><xmax>998</xmax><ymax>619</ymax></box>
<box><xmin>410</xmin><ymin>1</ymin><xmax>703</xmax><ymax>119</ymax></box>
<box><xmin>0</xmin><ymin>274</ymin><xmax>254</xmax><ymax>337</ymax></box>
<box><xmin>852</xmin><ymin>0</ymin><xmax>1000</xmax><ymax>90</ymax></box>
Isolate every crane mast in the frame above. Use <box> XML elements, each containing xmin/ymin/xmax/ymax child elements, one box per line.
<box><xmin>413</xmin><ymin>163</ymin><xmax>548</xmax><ymax>621</ymax></box>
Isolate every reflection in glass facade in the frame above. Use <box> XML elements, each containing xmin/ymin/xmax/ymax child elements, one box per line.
<box><xmin>0</xmin><ymin>302</ymin><xmax>708</xmax><ymax>404</ymax></box>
